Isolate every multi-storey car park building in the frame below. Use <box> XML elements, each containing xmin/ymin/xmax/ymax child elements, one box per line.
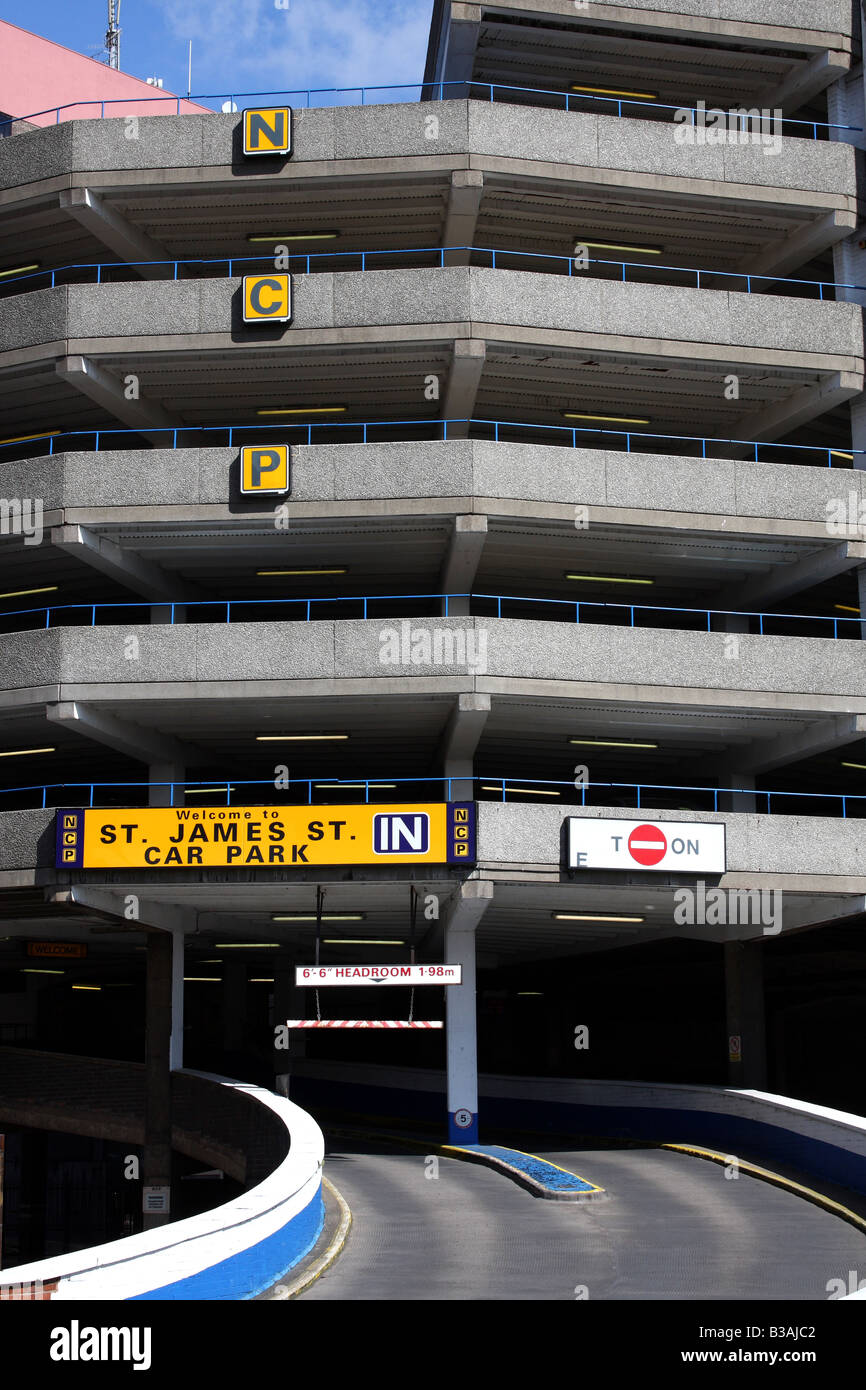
<box><xmin>3</xmin><ymin>0</ymin><xmax>866</xmax><ymax>1292</ymax></box>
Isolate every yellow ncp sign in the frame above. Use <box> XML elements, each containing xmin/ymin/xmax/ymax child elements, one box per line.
<box><xmin>55</xmin><ymin>803</ymin><xmax>476</xmax><ymax>869</ymax></box>
<box><xmin>243</xmin><ymin>107</ymin><xmax>292</xmax><ymax>156</ymax></box>
<box><xmin>243</xmin><ymin>273</ymin><xmax>292</xmax><ymax>323</ymax></box>
<box><xmin>241</xmin><ymin>444</ymin><xmax>290</xmax><ymax>494</ymax></box>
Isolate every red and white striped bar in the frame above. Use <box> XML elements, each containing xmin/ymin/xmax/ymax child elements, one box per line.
<box><xmin>283</xmin><ymin>1019</ymin><xmax>444</xmax><ymax>1029</ymax></box>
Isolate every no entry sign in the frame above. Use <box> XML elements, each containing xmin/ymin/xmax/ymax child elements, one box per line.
<box><xmin>568</xmin><ymin>817</ymin><xmax>726</xmax><ymax>873</ymax></box>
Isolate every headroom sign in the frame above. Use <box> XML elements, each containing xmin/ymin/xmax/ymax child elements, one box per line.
<box><xmin>55</xmin><ymin>803</ymin><xmax>476</xmax><ymax>870</ymax></box>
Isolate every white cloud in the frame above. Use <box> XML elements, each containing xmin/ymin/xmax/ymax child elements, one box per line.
<box><xmin>151</xmin><ymin>0</ymin><xmax>434</xmax><ymax>94</ymax></box>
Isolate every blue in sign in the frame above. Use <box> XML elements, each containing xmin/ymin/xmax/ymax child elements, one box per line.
<box><xmin>373</xmin><ymin>812</ymin><xmax>430</xmax><ymax>855</ymax></box>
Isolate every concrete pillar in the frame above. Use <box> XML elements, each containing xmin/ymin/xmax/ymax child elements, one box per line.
<box><xmin>440</xmin><ymin>693</ymin><xmax>490</xmax><ymax>801</ymax></box>
<box><xmin>222</xmin><ymin>957</ymin><xmax>246</xmax><ymax>1055</ymax></box>
<box><xmin>724</xmin><ymin>940</ymin><xmax>767</xmax><ymax>1089</ymax></box>
<box><xmin>441</xmin><ymin>339</ymin><xmax>486</xmax><ymax>438</ymax></box>
<box><xmin>443</xmin><ymin>170</ymin><xmax>484</xmax><ymax>265</ymax></box>
<box><xmin>169</xmin><ymin>928</ymin><xmax>185</xmax><ymax>1071</ymax></box>
<box><xmin>444</xmin><ymin>880</ymin><xmax>493</xmax><ymax>1142</ymax></box>
<box><xmin>143</xmin><ymin>930</ymin><xmax>173</xmax><ymax>1230</ymax></box>
<box><xmin>273</xmin><ymin>965</ymin><xmax>306</xmax><ymax>1097</ymax></box>
<box><xmin>439</xmin><ymin>514</ymin><xmax>487</xmax><ymax>615</ymax></box>
<box><xmin>149</xmin><ymin>760</ymin><xmax>184</xmax><ymax>808</ymax></box>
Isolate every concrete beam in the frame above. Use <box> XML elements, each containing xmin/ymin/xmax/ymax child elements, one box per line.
<box><xmin>55</xmin><ymin>355</ymin><xmax>175</xmax><ymax>440</ymax></box>
<box><xmin>58</xmin><ymin>188</ymin><xmax>171</xmax><ymax>276</ymax></box>
<box><xmin>439</xmin><ymin>513</ymin><xmax>488</xmax><ymax>613</ymax></box>
<box><xmin>441</xmin><ymin>338</ymin><xmax>485</xmax><ymax>436</ymax></box>
<box><xmin>756</xmin><ymin>49</ymin><xmax>851</xmax><ymax>112</ymax></box>
<box><xmin>734</xmin><ymin>371</ymin><xmax>861</xmax><ymax>442</ymax></box>
<box><xmin>50</xmin><ymin>523</ymin><xmax>200</xmax><ymax>601</ymax></box>
<box><xmin>738</xmin><ymin>209</ymin><xmax>856</xmax><ymax>279</ymax></box>
<box><xmin>46</xmin><ymin>700</ymin><xmax>199</xmax><ymax>766</ymax></box>
<box><xmin>717</xmin><ymin>539</ymin><xmax>866</xmax><ymax>609</ymax></box>
<box><xmin>49</xmin><ymin>885</ymin><xmax>196</xmax><ymax>935</ymax></box>
<box><xmin>443</xmin><ymin>170</ymin><xmax>484</xmax><ymax>266</ymax></box>
<box><xmin>733</xmin><ymin>712</ymin><xmax>866</xmax><ymax>775</ymax></box>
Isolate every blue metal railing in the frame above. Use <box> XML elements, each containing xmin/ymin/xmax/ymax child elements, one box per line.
<box><xmin>1</xmin><ymin>243</ymin><xmax>859</xmax><ymax>301</ymax></box>
<box><xmin>1</xmin><ymin>773</ymin><xmax>863</xmax><ymax>818</ymax></box>
<box><xmin>0</xmin><ymin>417</ymin><xmax>858</xmax><ymax>469</ymax></box>
<box><xmin>1</xmin><ymin>81</ymin><xmax>860</xmax><ymax>138</ymax></box>
<box><xmin>0</xmin><ymin>591</ymin><xmax>859</xmax><ymax>640</ymax></box>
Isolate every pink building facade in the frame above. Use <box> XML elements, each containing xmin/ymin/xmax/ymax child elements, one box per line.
<box><xmin>0</xmin><ymin>20</ymin><xmax>210</xmax><ymax>127</ymax></box>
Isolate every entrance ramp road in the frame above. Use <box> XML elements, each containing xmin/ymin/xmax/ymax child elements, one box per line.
<box><xmin>300</xmin><ymin>1140</ymin><xmax>866</xmax><ymax>1301</ymax></box>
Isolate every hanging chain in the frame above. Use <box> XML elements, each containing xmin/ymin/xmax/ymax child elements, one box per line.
<box><xmin>408</xmin><ymin>885</ymin><xmax>418</xmax><ymax>1023</ymax></box>
<box><xmin>315</xmin><ymin>885</ymin><xmax>324</xmax><ymax>1022</ymax></box>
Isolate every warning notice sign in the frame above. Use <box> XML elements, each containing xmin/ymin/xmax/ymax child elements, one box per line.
<box><xmin>567</xmin><ymin>817</ymin><xmax>726</xmax><ymax>873</ymax></box>
<box><xmin>55</xmin><ymin>803</ymin><xmax>475</xmax><ymax>870</ymax></box>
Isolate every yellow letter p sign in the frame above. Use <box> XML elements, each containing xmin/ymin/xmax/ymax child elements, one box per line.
<box><xmin>241</xmin><ymin>445</ymin><xmax>290</xmax><ymax>495</ymax></box>
<box><xmin>243</xmin><ymin>107</ymin><xmax>292</xmax><ymax>156</ymax></box>
<box><xmin>243</xmin><ymin>273</ymin><xmax>292</xmax><ymax>323</ymax></box>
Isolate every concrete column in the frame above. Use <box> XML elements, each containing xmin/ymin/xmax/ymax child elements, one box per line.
<box><xmin>222</xmin><ymin>957</ymin><xmax>246</xmax><ymax>1056</ymax></box>
<box><xmin>143</xmin><ymin>931</ymin><xmax>172</xmax><ymax>1230</ymax></box>
<box><xmin>724</xmin><ymin>940</ymin><xmax>767</xmax><ymax>1089</ymax></box>
<box><xmin>440</xmin><ymin>693</ymin><xmax>490</xmax><ymax>801</ymax></box>
<box><xmin>273</xmin><ymin>965</ymin><xmax>306</xmax><ymax>1097</ymax></box>
<box><xmin>149</xmin><ymin>760</ymin><xmax>185</xmax><ymax>808</ymax></box>
<box><xmin>169</xmin><ymin>928</ymin><xmax>185</xmax><ymax>1071</ymax></box>
<box><xmin>443</xmin><ymin>170</ymin><xmax>484</xmax><ymax>265</ymax></box>
<box><xmin>444</xmin><ymin>880</ymin><xmax>493</xmax><ymax>1142</ymax></box>
<box><xmin>441</xmin><ymin>339</ymin><xmax>486</xmax><ymax>438</ymax></box>
<box><xmin>439</xmin><ymin>514</ymin><xmax>487</xmax><ymax>615</ymax></box>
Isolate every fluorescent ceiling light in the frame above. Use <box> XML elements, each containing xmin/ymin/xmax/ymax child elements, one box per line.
<box><xmin>481</xmin><ymin>785</ymin><xmax>560</xmax><ymax>796</ymax></box>
<box><xmin>575</xmin><ymin>241</ymin><xmax>661</xmax><ymax>256</ymax></box>
<box><xmin>0</xmin><ymin>747</ymin><xmax>55</xmax><ymax>757</ymax></box>
<box><xmin>553</xmin><ymin>913</ymin><xmax>645</xmax><ymax>923</ymax></box>
<box><xmin>565</xmin><ymin>573</ymin><xmax>654</xmax><ymax>585</ymax></box>
<box><xmin>215</xmin><ymin>943</ymin><xmax>279</xmax><ymax>949</ymax></box>
<box><xmin>0</xmin><ymin>585</ymin><xmax>58</xmax><ymax>598</ymax></box>
<box><xmin>71</xmin><ymin>984</ymin><xmax>101</xmax><ymax>991</ymax></box>
<box><xmin>569</xmin><ymin>738</ymin><xmax>658</xmax><ymax>749</ymax></box>
<box><xmin>272</xmin><ymin>913</ymin><xmax>366</xmax><ymax>922</ymax></box>
<box><xmin>571</xmin><ymin>85</ymin><xmax>657</xmax><ymax>100</ymax></box>
<box><xmin>185</xmin><ymin>786</ymin><xmax>234</xmax><ymax>796</ymax></box>
<box><xmin>835</xmin><ymin>604</ymin><xmax>860</xmax><ymax>614</ymax></box>
<box><xmin>324</xmin><ymin>939</ymin><xmax>406</xmax><ymax>946</ymax></box>
<box><xmin>517</xmin><ymin>992</ymin><xmax>543</xmax><ymax>996</ymax></box>
<box><xmin>249</xmin><ymin>977</ymin><xmax>275</xmax><ymax>983</ymax></box>
<box><xmin>247</xmin><ymin>233</ymin><xmax>339</xmax><ymax>242</ymax></box>
<box><xmin>313</xmin><ymin>783</ymin><xmax>396</xmax><ymax>790</ymax></box>
<box><xmin>20</xmin><ymin>968</ymin><xmax>64</xmax><ymax>974</ymax></box>
<box><xmin>831</xmin><ymin>450</ymin><xmax>854</xmax><ymax>460</ymax></box>
<box><xmin>256</xmin><ymin>406</ymin><xmax>346</xmax><ymax>416</ymax></box>
<box><xmin>184</xmin><ymin>976</ymin><xmax>222</xmax><ymax>982</ymax></box>
<box><xmin>257</xmin><ymin>732</ymin><xmax>348</xmax><ymax>741</ymax></box>
<box><xmin>841</xmin><ymin>762</ymin><xmax>866</xmax><ymax>770</ymax></box>
<box><xmin>0</xmin><ymin>263</ymin><xmax>40</xmax><ymax>277</ymax></box>
<box><xmin>256</xmin><ymin>569</ymin><xmax>348</xmax><ymax>576</ymax></box>
<box><xmin>562</xmin><ymin>412</ymin><xmax>651</xmax><ymax>425</ymax></box>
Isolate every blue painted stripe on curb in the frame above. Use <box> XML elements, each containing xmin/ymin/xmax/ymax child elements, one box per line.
<box><xmin>451</xmin><ymin>1143</ymin><xmax>601</xmax><ymax>1192</ymax></box>
<box><xmin>129</xmin><ymin>1185</ymin><xmax>325</xmax><ymax>1301</ymax></box>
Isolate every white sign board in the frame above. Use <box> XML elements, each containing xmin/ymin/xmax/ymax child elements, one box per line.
<box><xmin>295</xmin><ymin>964</ymin><xmax>462</xmax><ymax>986</ymax></box>
<box><xmin>567</xmin><ymin>818</ymin><xmax>726</xmax><ymax>873</ymax></box>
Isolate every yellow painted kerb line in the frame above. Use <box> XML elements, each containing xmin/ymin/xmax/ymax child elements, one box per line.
<box><xmin>267</xmin><ymin>1175</ymin><xmax>352</xmax><ymax>1299</ymax></box>
<box><xmin>662</xmin><ymin>1142</ymin><xmax>866</xmax><ymax>1235</ymax></box>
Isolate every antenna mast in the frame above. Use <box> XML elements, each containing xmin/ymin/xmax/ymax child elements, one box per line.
<box><xmin>106</xmin><ymin>0</ymin><xmax>122</xmax><ymax>70</ymax></box>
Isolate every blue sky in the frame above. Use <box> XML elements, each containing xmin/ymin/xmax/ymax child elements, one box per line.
<box><xmin>0</xmin><ymin>0</ymin><xmax>435</xmax><ymax>101</ymax></box>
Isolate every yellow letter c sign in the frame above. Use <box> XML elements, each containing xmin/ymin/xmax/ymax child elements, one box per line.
<box><xmin>243</xmin><ymin>273</ymin><xmax>292</xmax><ymax>323</ymax></box>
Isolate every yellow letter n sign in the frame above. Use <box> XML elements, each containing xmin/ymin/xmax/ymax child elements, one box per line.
<box><xmin>243</xmin><ymin>107</ymin><xmax>292</xmax><ymax>156</ymax></box>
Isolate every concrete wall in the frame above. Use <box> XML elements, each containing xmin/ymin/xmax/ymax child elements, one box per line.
<box><xmin>0</xmin><ymin>102</ymin><xmax>855</xmax><ymax>200</ymax></box>
<box><xmin>1</xmin><ymin>269</ymin><xmax>861</xmax><ymax>364</ymax></box>
<box><xmin>2</xmin><ymin>802</ymin><xmax>866</xmax><ymax>884</ymax></box>
<box><xmin>5</xmin><ymin>440</ymin><xmax>859</xmax><ymax>522</ymax></box>
<box><xmin>2</xmin><ymin>617</ymin><xmax>865</xmax><ymax>699</ymax></box>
